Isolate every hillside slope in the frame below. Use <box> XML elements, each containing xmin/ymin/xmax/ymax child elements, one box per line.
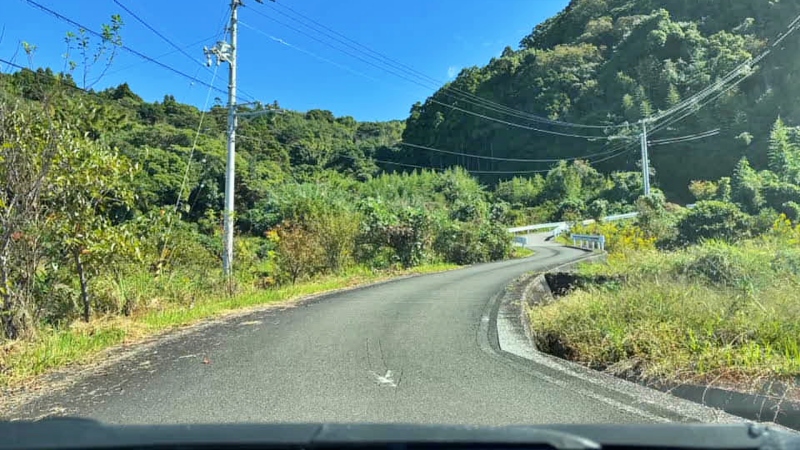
<box><xmin>396</xmin><ymin>0</ymin><xmax>800</xmax><ymax>201</ymax></box>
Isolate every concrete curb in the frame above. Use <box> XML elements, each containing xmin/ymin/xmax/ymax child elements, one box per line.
<box><xmin>509</xmin><ymin>260</ymin><xmax>800</xmax><ymax>431</ymax></box>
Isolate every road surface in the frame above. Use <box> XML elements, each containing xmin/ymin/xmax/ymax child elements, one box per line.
<box><xmin>7</xmin><ymin>244</ymin><xmax>685</xmax><ymax>425</ymax></box>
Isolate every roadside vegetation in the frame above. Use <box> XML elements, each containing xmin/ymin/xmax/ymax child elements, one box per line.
<box><xmin>0</xmin><ymin>21</ymin><xmax>640</xmax><ymax>388</ymax></box>
<box><xmin>531</xmin><ymin>117</ymin><xmax>800</xmax><ymax>390</ymax></box>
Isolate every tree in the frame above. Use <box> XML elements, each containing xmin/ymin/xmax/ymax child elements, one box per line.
<box><xmin>768</xmin><ymin>117</ymin><xmax>800</xmax><ymax>183</ymax></box>
<box><xmin>270</xmin><ymin>223</ymin><xmax>323</xmax><ymax>284</ymax></box>
<box><xmin>731</xmin><ymin>157</ymin><xmax>763</xmax><ymax>213</ymax></box>
<box><xmin>676</xmin><ymin>201</ymin><xmax>750</xmax><ymax>244</ymax></box>
<box><xmin>688</xmin><ymin>180</ymin><xmax>719</xmax><ymax>201</ymax></box>
<box><xmin>63</xmin><ymin>15</ymin><xmax>124</xmax><ymax>89</ymax></box>
<box><xmin>0</xmin><ymin>98</ymin><xmax>62</xmax><ymax>337</ymax></box>
<box><xmin>48</xmin><ymin>129</ymin><xmax>138</xmax><ymax>322</ymax></box>
<box><xmin>542</xmin><ymin>161</ymin><xmax>582</xmax><ymax>201</ymax></box>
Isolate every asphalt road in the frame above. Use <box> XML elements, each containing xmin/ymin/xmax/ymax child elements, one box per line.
<box><xmin>8</xmin><ymin>245</ymin><xmax>666</xmax><ymax>426</ymax></box>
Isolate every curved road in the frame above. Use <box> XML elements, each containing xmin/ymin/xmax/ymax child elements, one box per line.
<box><xmin>10</xmin><ymin>245</ymin><xmax>668</xmax><ymax>425</ymax></box>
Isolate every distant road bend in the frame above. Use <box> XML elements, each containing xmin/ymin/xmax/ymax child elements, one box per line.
<box><xmin>9</xmin><ymin>242</ymin><xmax>712</xmax><ymax>425</ymax></box>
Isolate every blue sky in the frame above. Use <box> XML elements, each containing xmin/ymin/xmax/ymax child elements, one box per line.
<box><xmin>1</xmin><ymin>0</ymin><xmax>569</xmax><ymax>121</ymax></box>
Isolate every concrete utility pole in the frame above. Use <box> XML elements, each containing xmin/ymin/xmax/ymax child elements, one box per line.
<box><xmin>204</xmin><ymin>0</ymin><xmax>252</xmax><ymax>276</ymax></box>
<box><xmin>202</xmin><ymin>0</ymin><xmax>272</xmax><ymax>276</ymax></box>
<box><xmin>639</xmin><ymin>119</ymin><xmax>651</xmax><ymax>196</ymax></box>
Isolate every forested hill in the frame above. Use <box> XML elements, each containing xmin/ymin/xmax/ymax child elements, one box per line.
<box><xmin>0</xmin><ymin>68</ymin><xmax>403</xmax><ymax>232</ymax></box>
<box><xmin>395</xmin><ymin>0</ymin><xmax>800</xmax><ymax>201</ymax></box>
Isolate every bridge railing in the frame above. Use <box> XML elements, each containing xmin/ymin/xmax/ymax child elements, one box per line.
<box><xmin>508</xmin><ymin>212</ymin><xmax>639</xmax><ymax>235</ymax></box>
<box><xmin>571</xmin><ymin>234</ymin><xmax>606</xmax><ymax>252</ymax></box>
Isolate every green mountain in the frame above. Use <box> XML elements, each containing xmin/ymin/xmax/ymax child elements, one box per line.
<box><xmin>396</xmin><ymin>0</ymin><xmax>800</xmax><ymax>201</ymax></box>
<box><xmin>0</xmin><ymin>68</ymin><xmax>404</xmax><ymax>232</ymax></box>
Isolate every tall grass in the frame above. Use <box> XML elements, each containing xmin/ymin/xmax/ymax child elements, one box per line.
<box><xmin>530</xmin><ymin>236</ymin><xmax>800</xmax><ymax>385</ymax></box>
<box><xmin>0</xmin><ymin>262</ymin><xmax>458</xmax><ymax>390</ymax></box>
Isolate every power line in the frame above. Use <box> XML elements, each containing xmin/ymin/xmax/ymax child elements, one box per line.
<box><xmin>175</xmin><ymin>64</ymin><xmax>220</xmax><ymax>211</ymax></box>
<box><xmin>429</xmin><ymin>99</ymin><xmax>620</xmax><ymax>140</ymax></box>
<box><xmin>247</xmin><ymin>7</ymin><xmax>622</xmax><ymax>135</ymax></box>
<box><xmin>649</xmin><ymin>72</ymin><xmax>751</xmax><ymax>135</ymax></box>
<box><xmin>235</xmin><ymin>131</ymin><xmax>635</xmax><ymax>176</ymax></box>
<box><xmin>467</xmin><ymin>145</ymin><xmax>636</xmax><ymax>174</ymax></box>
<box><xmin>0</xmin><ymin>57</ymin><xmax>96</xmax><ymax>96</ymax></box>
<box><xmin>100</xmin><ymin>34</ymin><xmax>218</xmax><ymax>79</ymax></box>
<box><xmin>113</xmin><ymin>0</ymin><xmax>259</xmax><ymax>102</ymax></box>
<box><xmin>113</xmin><ymin>0</ymin><xmax>206</xmax><ymax>69</ymax></box>
<box><xmin>333</xmin><ymin>153</ymin><xmax>445</xmax><ymax>172</ymax></box>
<box><xmin>399</xmin><ymin>141</ymin><xmax>630</xmax><ymax>163</ymax></box>
<box><xmin>649</xmin><ymin>129</ymin><xmax>720</xmax><ymax>146</ymax></box>
<box><xmin>239</xmin><ymin>21</ymin><xmax>379</xmax><ymax>82</ymax></box>
<box><xmin>24</xmin><ymin>0</ymin><xmax>254</xmax><ymax>102</ymax></box>
<box><xmin>647</xmin><ymin>11</ymin><xmax>800</xmax><ymax>131</ymax></box>
<box><xmin>264</xmin><ymin>0</ymin><xmax>626</xmax><ymax>130</ymax></box>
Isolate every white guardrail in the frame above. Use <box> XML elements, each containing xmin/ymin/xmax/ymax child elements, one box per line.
<box><xmin>571</xmin><ymin>234</ymin><xmax>606</xmax><ymax>252</ymax></box>
<box><xmin>507</xmin><ymin>212</ymin><xmax>639</xmax><ymax>235</ymax></box>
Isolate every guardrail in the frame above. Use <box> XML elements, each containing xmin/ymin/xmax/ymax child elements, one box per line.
<box><xmin>508</xmin><ymin>211</ymin><xmax>639</xmax><ymax>235</ymax></box>
<box><xmin>571</xmin><ymin>234</ymin><xmax>606</xmax><ymax>252</ymax></box>
<box><xmin>507</xmin><ymin>222</ymin><xmax>565</xmax><ymax>234</ymax></box>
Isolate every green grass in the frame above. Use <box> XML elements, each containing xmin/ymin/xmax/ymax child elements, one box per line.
<box><xmin>529</xmin><ymin>236</ymin><xmax>800</xmax><ymax>385</ymax></box>
<box><xmin>510</xmin><ymin>246</ymin><xmax>535</xmax><ymax>258</ymax></box>
<box><xmin>0</xmin><ymin>262</ymin><xmax>458</xmax><ymax>390</ymax></box>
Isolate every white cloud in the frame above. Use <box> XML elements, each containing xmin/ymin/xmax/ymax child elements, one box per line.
<box><xmin>447</xmin><ymin>66</ymin><xmax>460</xmax><ymax>79</ymax></box>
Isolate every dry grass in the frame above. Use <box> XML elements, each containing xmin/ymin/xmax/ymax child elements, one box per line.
<box><xmin>530</xmin><ymin>237</ymin><xmax>800</xmax><ymax>386</ymax></box>
<box><xmin>0</xmin><ymin>262</ymin><xmax>458</xmax><ymax>390</ymax></box>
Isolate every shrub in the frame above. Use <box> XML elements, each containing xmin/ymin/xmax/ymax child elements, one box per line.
<box><xmin>770</xmin><ymin>214</ymin><xmax>800</xmax><ymax>244</ymax></box>
<box><xmin>676</xmin><ymin>201</ymin><xmax>749</xmax><ymax>244</ymax></box>
<box><xmin>433</xmin><ymin>221</ymin><xmax>510</xmax><ymax>265</ymax></box>
<box><xmin>434</xmin><ymin>222</ymin><xmax>484</xmax><ymax>265</ymax></box>
<box><xmin>556</xmin><ymin>197</ymin><xmax>585</xmax><ymax>222</ymax></box>
<box><xmin>565</xmin><ymin>221</ymin><xmax>654</xmax><ymax>254</ymax></box>
<box><xmin>635</xmin><ymin>193</ymin><xmax>680</xmax><ymax>243</ymax></box>
<box><xmin>587</xmin><ymin>199</ymin><xmax>609</xmax><ymax>221</ymax></box>
<box><xmin>309</xmin><ymin>210</ymin><xmax>361</xmax><ymax>273</ymax></box>
<box><xmin>781</xmin><ymin>201</ymin><xmax>800</xmax><ymax>223</ymax></box>
<box><xmin>480</xmin><ymin>222</ymin><xmax>513</xmax><ymax>261</ymax></box>
<box><xmin>679</xmin><ymin>240</ymin><xmax>753</xmax><ymax>289</ymax></box>
<box><xmin>762</xmin><ymin>181</ymin><xmax>800</xmax><ymax>210</ymax></box>
<box><xmin>494</xmin><ymin>176</ymin><xmax>544</xmax><ymax>207</ymax></box>
<box><xmin>747</xmin><ymin>208</ymin><xmax>779</xmax><ymax>237</ymax></box>
<box><xmin>270</xmin><ymin>223</ymin><xmax>324</xmax><ymax>284</ymax></box>
<box><xmin>489</xmin><ymin>201</ymin><xmax>512</xmax><ymax>223</ymax></box>
<box><xmin>688</xmin><ymin>180</ymin><xmax>718</xmax><ymax>201</ymax></box>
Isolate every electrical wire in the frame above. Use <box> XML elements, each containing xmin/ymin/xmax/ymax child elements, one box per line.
<box><xmin>235</xmin><ymin>131</ymin><xmax>635</xmax><ymax>176</ymax></box>
<box><xmin>333</xmin><ymin>153</ymin><xmax>445</xmax><ymax>172</ymax></box>
<box><xmin>242</xmin><ymin>17</ymin><xmax>615</xmax><ymax>138</ymax></box>
<box><xmin>113</xmin><ymin>0</ymin><xmax>207</xmax><ymax>69</ymax></box>
<box><xmin>649</xmin><ymin>129</ymin><xmax>720</xmax><ymax>146</ymax></box>
<box><xmin>647</xmin><ymin>12</ymin><xmax>800</xmax><ymax>129</ymax></box>
<box><xmin>175</xmin><ymin>64</ymin><xmax>220</xmax><ymax>211</ymax></box>
<box><xmin>239</xmin><ymin>21</ymin><xmax>379</xmax><ymax>82</ymax></box>
<box><xmin>263</xmin><ymin>0</ymin><xmax>627</xmax><ymax>130</ymax></box>
<box><xmin>113</xmin><ymin>0</ymin><xmax>259</xmax><ymax>102</ymax></box>
<box><xmin>466</xmin><ymin>145</ymin><xmax>636</xmax><ymax>174</ymax></box>
<box><xmin>649</xmin><ymin>72</ymin><xmax>751</xmax><ymax>135</ymax></box>
<box><xmin>399</xmin><ymin>141</ymin><xmax>632</xmax><ymax>163</ymax></box>
<box><xmin>429</xmin><ymin>99</ymin><xmax>616</xmax><ymax>140</ymax></box>
<box><xmin>100</xmin><ymin>34</ymin><xmax>218</xmax><ymax>79</ymax></box>
<box><xmin>24</xmin><ymin>0</ymin><xmax>256</xmax><ymax>102</ymax></box>
<box><xmin>247</xmin><ymin>7</ymin><xmax>621</xmax><ymax>135</ymax></box>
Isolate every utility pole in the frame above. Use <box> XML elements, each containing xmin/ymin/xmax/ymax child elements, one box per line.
<box><xmin>639</xmin><ymin>119</ymin><xmax>651</xmax><ymax>196</ymax></box>
<box><xmin>205</xmin><ymin>0</ymin><xmax>247</xmax><ymax>276</ymax></box>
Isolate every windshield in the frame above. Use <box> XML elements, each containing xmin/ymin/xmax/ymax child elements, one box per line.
<box><xmin>0</xmin><ymin>0</ymin><xmax>799</xmax><ymax>432</ymax></box>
